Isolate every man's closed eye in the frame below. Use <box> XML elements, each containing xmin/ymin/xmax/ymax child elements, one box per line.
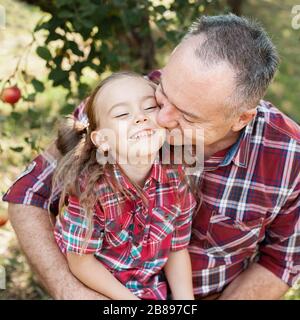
<box><xmin>183</xmin><ymin>115</ymin><xmax>197</xmax><ymax>123</ymax></box>
<box><xmin>145</xmin><ymin>106</ymin><xmax>159</xmax><ymax>111</ymax></box>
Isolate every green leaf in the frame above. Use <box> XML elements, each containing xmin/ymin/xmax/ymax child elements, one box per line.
<box><xmin>166</xmin><ymin>30</ymin><xmax>178</xmax><ymax>43</ymax></box>
<box><xmin>46</xmin><ymin>32</ymin><xmax>63</xmax><ymax>43</ymax></box>
<box><xmin>67</xmin><ymin>41</ymin><xmax>84</xmax><ymax>57</ymax></box>
<box><xmin>81</xmin><ymin>19</ymin><xmax>94</xmax><ymax>29</ymax></box>
<box><xmin>10</xmin><ymin>111</ymin><xmax>22</xmax><ymax>121</ymax></box>
<box><xmin>56</xmin><ymin>0</ymin><xmax>71</xmax><ymax>8</ymax></box>
<box><xmin>24</xmin><ymin>136</ymin><xmax>37</xmax><ymax>149</ymax></box>
<box><xmin>34</xmin><ymin>21</ymin><xmax>50</xmax><ymax>32</ymax></box>
<box><xmin>53</xmin><ymin>55</ymin><xmax>63</xmax><ymax>67</ymax></box>
<box><xmin>37</xmin><ymin>46</ymin><xmax>52</xmax><ymax>61</ymax></box>
<box><xmin>10</xmin><ymin>146</ymin><xmax>24</xmax><ymax>152</ymax></box>
<box><xmin>27</xmin><ymin>108</ymin><xmax>40</xmax><ymax>121</ymax></box>
<box><xmin>156</xmin><ymin>37</ymin><xmax>166</xmax><ymax>48</ymax></box>
<box><xmin>30</xmin><ymin>122</ymin><xmax>41</xmax><ymax>129</ymax></box>
<box><xmin>78</xmin><ymin>82</ymin><xmax>90</xmax><ymax>100</ymax></box>
<box><xmin>60</xmin><ymin>103</ymin><xmax>75</xmax><ymax>115</ymax></box>
<box><xmin>58</xmin><ymin>9</ymin><xmax>74</xmax><ymax>19</ymax></box>
<box><xmin>32</xmin><ymin>79</ymin><xmax>45</xmax><ymax>92</ymax></box>
<box><xmin>23</xmin><ymin>93</ymin><xmax>36</xmax><ymax>102</ymax></box>
<box><xmin>154</xmin><ymin>5</ymin><xmax>167</xmax><ymax>14</ymax></box>
<box><xmin>71</xmin><ymin>61</ymin><xmax>85</xmax><ymax>77</ymax></box>
<box><xmin>48</xmin><ymin>69</ymin><xmax>69</xmax><ymax>86</ymax></box>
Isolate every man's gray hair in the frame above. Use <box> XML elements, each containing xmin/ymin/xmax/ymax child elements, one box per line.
<box><xmin>183</xmin><ymin>14</ymin><xmax>279</xmax><ymax>113</ymax></box>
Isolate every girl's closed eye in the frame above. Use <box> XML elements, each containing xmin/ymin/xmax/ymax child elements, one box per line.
<box><xmin>114</xmin><ymin>113</ymin><xmax>129</xmax><ymax>118</ymax></box>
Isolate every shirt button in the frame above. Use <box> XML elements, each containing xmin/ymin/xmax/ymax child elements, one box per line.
<box><xmin>94</xmin><ymin>230</ymin><xmax>102</xmax><ymax>237</ymax></box>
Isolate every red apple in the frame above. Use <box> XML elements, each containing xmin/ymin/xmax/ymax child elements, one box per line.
<box><xmin>1</xmin><ymin>86</ymin><xmax>21</xmax><ymax>105</ymax></box>
<box><xmin>0</xmin><ymin>211</ymin><xmax>8</xmax><ymax>227</ymax></box>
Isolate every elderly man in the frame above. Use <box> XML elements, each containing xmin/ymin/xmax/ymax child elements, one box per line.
<box><xmin>3</xmin><ymin>14</ymin><xmax>300</xmax><ymax>300</ymax></box>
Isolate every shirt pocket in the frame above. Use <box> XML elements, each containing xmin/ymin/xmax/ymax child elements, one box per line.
<box><xmin>206</xmin><ymin>211</ymin><xmax>264</xmax><ymax>256</ymax></box>
<box><xmin>104</xmin><ymin>214</ymin><xmax>131</xmax><ymax>248</ymax></box>
<box><xmin>148</xmin><ymin>205</ymin><xmax>178</xmax><ymax>242</ymax></box>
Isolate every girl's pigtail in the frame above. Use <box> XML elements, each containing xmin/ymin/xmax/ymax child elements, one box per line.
<box><xmin>56</xmin><ymin>115</ymin><xmax>88</xmax><ymax>156</ymax></box>
<box><xmin>49</xmin><ymin>115</ymin><xmax>90</xmax><ymax>218</ymax></box>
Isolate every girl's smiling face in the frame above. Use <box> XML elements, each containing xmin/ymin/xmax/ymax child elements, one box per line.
<box><xmin>91</xmin><ymin>76</ymin><xmax>166</xmax><ymax>164</ymax></box>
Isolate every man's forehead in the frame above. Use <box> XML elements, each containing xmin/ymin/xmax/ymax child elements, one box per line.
<box><xmin>161</xmin><ymin>60</ymin><xmax>236</xmax><ymax>119</ymax></box>
<box><xmin>163</xmin><ymin>53</ymin><xmax>236</xmax><ymax>96</ymax></box>
<box><xmin>161</xmin><ymin>65</ymin><xmax>212</xmax><ymax>105</ymax></box>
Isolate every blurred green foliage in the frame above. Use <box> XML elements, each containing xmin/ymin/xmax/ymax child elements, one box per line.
<box><xmin>244</xmin><ymin>0</ymin><xmax>300</xmax><ymax>124</ymax></box>
<box><xmin>30</xmin><ymin>0</ymin><xmax>230</xmax><ymax>99</ymax></box>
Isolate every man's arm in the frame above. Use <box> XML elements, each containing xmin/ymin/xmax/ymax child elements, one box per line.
<box><xmin>8</xmin><ymin>203</ymin><xmax>108</xmax><ymax>300</ymax></box>
<box><xmin>6</xmin><ymin>141</ymin><xmax>108</xmax><ymax>299</ymax></box>
<box><xmin>218</xmin><ymin>263</ymin><xmax>289</xmax><ymax>300</ymax></box>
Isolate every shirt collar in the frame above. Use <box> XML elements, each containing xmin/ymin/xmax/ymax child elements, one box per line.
<box><xmin>230</xmin><ymin>107</ymin><xmax>260</xmax><ymax>168</ymax></box>
<box><xmin>149</xmin><ymin>160</ymin><xmax>169</xmax><ymax>184</ymax></box>
<box><xmin>219</xmin><ymin>127</ymin><xmax>246</xmax><ymax>167</ymax></box>
<box><xmin>204</xmin><ymin>108</ymin><xmax>258</xmax><ymax>170</ymax></box>
<box><xmin>111</xmin><ymin>160</ymin><xmax>168</xmax><ymax>193</ymax></box>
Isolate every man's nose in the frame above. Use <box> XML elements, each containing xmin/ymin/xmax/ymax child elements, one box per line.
<box><xmin>157</xmin><ymin>103</ymin><xmax>180</xmax><ymax>129</ymax></box>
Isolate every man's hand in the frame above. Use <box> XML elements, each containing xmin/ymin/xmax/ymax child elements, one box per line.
<box><xmin>8</xmin><ymin>203</ymin><xmax>109</xmax><ymax>300</ymax></box>
<box><xmin>218</xmin><ymin>262</ymin><xmax>289</xmax><ymax>300</ymax></box>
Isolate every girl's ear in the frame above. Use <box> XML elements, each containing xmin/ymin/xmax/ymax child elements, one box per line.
<box><xmin>91</xmin><ymin>130</ymin><xmax>110</xmax><ymax>152</ymax></box>
<box><xmin>91</xmin><ymin>130</ymin><xmax>100</xmax><ymax>147</ymax></box>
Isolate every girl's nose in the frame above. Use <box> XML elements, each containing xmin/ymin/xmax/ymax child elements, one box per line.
<box><xmin>134</xmin><ymin>114</ymin><xmax>148</xmax><ymax>124</ymax></box>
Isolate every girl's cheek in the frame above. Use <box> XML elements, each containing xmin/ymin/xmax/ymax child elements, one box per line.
<box><xmin>116</xmin><ymin>122</ymin><xmax>130</xmax><ymax>140</ymax></box>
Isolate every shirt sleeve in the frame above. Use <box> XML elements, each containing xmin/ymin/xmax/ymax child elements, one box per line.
<box><xmin>55</xmin><ymin>195</ymin><xmax>104</xmax><ymax>255</ymax></box>
<box><xmin>257</xmin><ymin>179</ymin><xmax>300</xmax><ymax>287</ymax></box>
<box><xmin>2</xmin><ymin>100</ymin><xmax>88</xmax><ymax>214</ymax></box>
<box><xmin>171</xmin><ymin>179</ymin><xmax>197</xmax><ymax>252</ymax></box>
<box><xmin>2</xmin><ymin>152</ymin><xmax>57</xmax><ymax>211</ymax></box>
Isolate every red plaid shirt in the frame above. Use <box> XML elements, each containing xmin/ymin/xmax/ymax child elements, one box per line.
<box><xmin>189</xmin><ymin>101</ymin><xmax>300</xmax><ymax>297</ymax></box>
<box><xmin>54</xmin><ymin>163</ymin><xmax>196</xmax><ymax>300</ymax></box>
<box><xmin>3</xmin><ymin>81</ymin><xmax>300</xmax><ymax>298</ymax></box>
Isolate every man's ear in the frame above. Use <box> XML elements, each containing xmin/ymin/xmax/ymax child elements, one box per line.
<box><xmin>231</xmin><ymin>108</ymin><xmax>257</xmax><ymax>132</ymax></box>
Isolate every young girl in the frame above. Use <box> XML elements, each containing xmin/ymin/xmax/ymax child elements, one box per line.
<box><xmin>52</xmin><ymin>71</ymin><xmax>197</xmax><ymax>300</ymax></box>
